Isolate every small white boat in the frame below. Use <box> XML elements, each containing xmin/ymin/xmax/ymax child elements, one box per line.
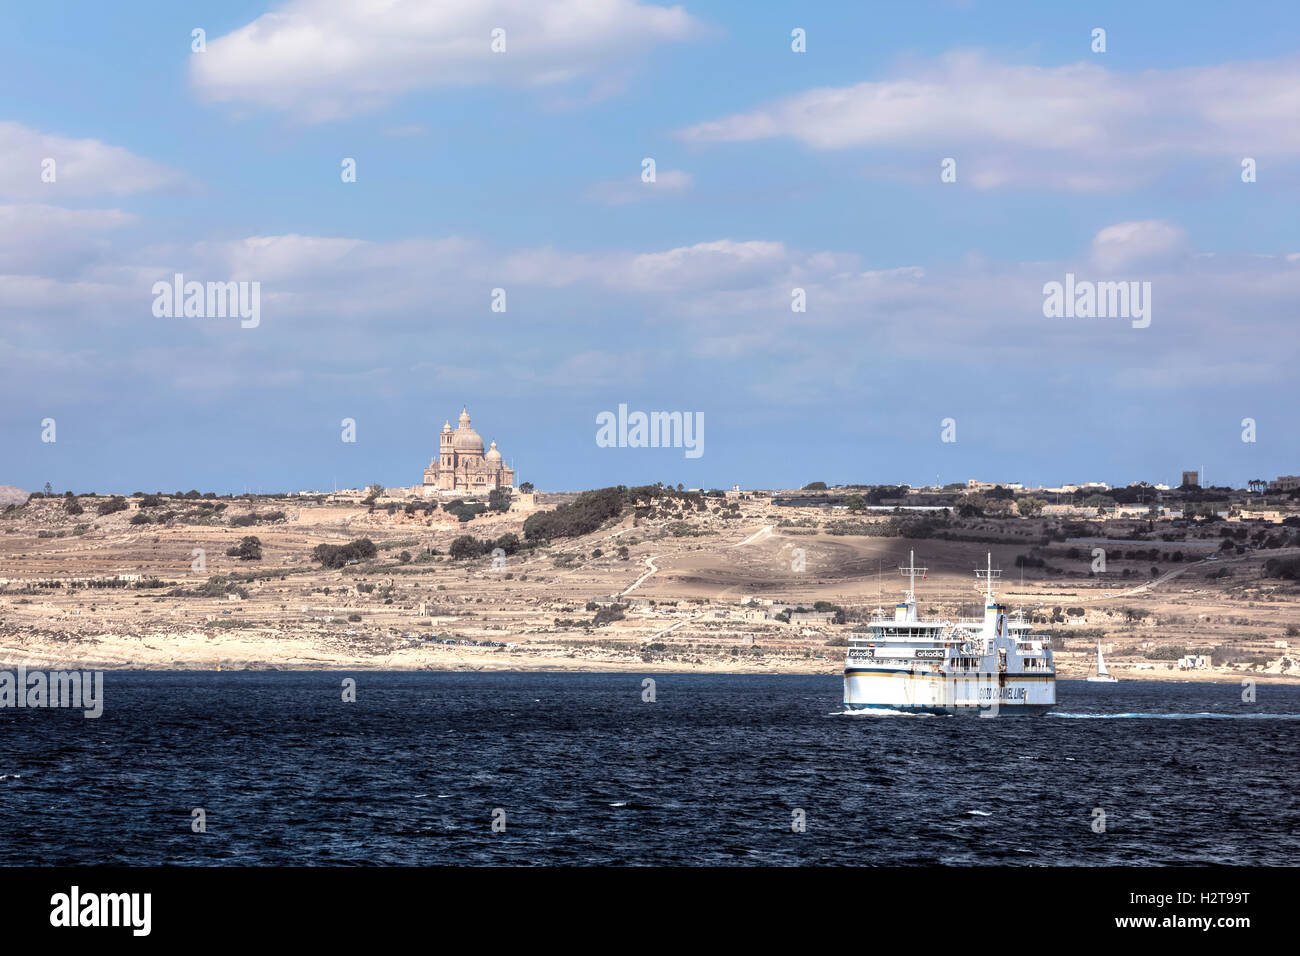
<box><xmin>1086</xmin><ymin>639</ymin><xmax>1119</xmax><ymax>683</ymax></box>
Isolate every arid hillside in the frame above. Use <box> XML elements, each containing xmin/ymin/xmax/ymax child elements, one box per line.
<box><xmin>2</xmin><ymin>488</ymin><xmax>1298</xmax><ymax>681</ymax></box>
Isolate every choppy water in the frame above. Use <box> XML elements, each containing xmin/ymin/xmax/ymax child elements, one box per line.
<box><xmin>1</xmin><ymin>673</ymin><xmax>1296</xmax><ymax>865</ymax></box>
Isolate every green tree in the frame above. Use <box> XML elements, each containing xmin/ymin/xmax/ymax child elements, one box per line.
<box><xmin>312</xmin><ymin>538</ymin><xmax>377</xmax><ymax>568</ymax></box>
<box><xmin>523</xmin><ymin>487</ymin><xmax>623</xmax><ymax>542</ymax></box>
<box><xmin>593</xmin><ymin>604</ymin><xmax>626</xmax><ymax>626</ymax></box>
<box><xmin>226</xmin><ymin>536</ymin><xmax>263</xmax><ymax>561</ymax></box>
<box><xmin>450</xmin><ymin>535</ymin><xmax>483</xmax><ymax>560</ymax></box>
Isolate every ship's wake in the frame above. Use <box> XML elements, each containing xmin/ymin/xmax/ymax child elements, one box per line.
<box><xmin>828</xmin><ymin>709</ymin><xmax>939</xmax><ymax>718</ymax></box>
<box><xmin>1048</xmin><ymin>712</ymin><xmax>1300</xmax><ymax>720</ymax></box>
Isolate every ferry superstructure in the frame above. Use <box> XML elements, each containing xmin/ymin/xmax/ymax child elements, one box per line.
<box><xmin>842</xmin><ymin>552</ymin><xmax>1056</xmax><ymax>715</ymax></box>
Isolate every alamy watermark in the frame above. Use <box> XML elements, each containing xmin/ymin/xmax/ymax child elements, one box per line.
<box><xmin>152</xmin><ymin>273</ymin><xmax>260</xmax><ymax>328</ymax></box>
<box><xmin>0</xmin><ymin>666</ymin><xmax>103</xmax><ymax>718</ymax></box>
<box><xmin>1042</xmin><ymin>272</ymin><xmax>1150</xmax><ymax>329</ymax></box>
<box><xmin>596</xmin><ymin>404</ymin><xmax>703</xmax><ymax>459</ymax></box>
<box><xmin>50</xmin><ymin>886</ymin><xmax>150</xmax><ymax>936</ymax></box>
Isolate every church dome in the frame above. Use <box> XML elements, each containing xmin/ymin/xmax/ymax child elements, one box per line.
<box><xmin>453</xmin><ymin>428</ymin><xmax>483</xmax><ymax>454</ymax></box>
<box><xmin>452</xmin><ymin>407</ymin><xmax>484</xmax><ymax>454</ymax></box>
<box><xmin>485</xmin><ymin>440</ymin><xmax>502</xmax><ymax>462</ymax></box>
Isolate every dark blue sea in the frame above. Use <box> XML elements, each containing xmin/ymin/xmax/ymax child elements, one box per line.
<box><xmin>1</xmin><ymin>673</ymin><xmax>1297</xmax><ymax>866</ymax></box>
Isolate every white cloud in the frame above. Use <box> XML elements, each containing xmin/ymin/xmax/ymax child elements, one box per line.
<box><xmin>204</xmin><ymin>234</ymin><xmax>370</xmax><ymax>281</ymax></box>
<box><xmin>1089</xmin><ymin>220</ymin><xmax>1191</xmax><ymax>271</ymax></box>
<box><xmin>677</xmin><ymin>52</ymin><xmax>1300</xmax><ymax>190</ymax></box>
<box><xmin>495</xmin><ymin>238</ymin><xmax>785</xmax><ymax>292</ymax></box>
<box><xmin>6</xmin><ymin>207</ymin><xmax>1299</xmax><ymax>400</ymax></box>
<box><xmin>619</xmin><ymin>239</ymin><xmax>785</xmax><ymax>292</ymax></box>
<box><xmin>0</xmin><ymin>204</ymin><xmax>136</xmax><ymax>275</ymax></box>
<box><xmin>191</xmin><ymin>0</ymin><xmax>701</xmax><ymax>121</ymax></box>
<box><xmin>0</xmin><ymin>122</ymin><xmax>186</xmax><ymax>199</ymax></box>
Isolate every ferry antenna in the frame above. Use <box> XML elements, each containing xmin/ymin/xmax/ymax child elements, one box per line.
<box><xmin>875</xmin><ymin>559</ymin><xmax>884</xmax><ymax>618</ymax></box>
<box><xmin>898</xmin><ymin>549</ymin><xmax>927</xmax><ymax>602</ymax></box>
<box><xmin>974</xmin><ymin>551</ymin><xmax>1002</xmax><ymax>603</ymax></box>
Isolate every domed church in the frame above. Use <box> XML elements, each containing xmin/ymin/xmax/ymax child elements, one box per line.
<box><xmin>422</xmin><ymin>407</ymin><xmax>515</xmax><ymax>495</ymax></box>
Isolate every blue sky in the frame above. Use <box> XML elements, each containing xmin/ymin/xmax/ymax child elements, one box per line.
<box><xmin>2</xmin><ymin>0</ymin><xmax>1298</xmax><ymax>494</ymax></box>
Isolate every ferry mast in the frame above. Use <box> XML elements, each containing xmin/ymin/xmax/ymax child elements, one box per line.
<box><xmin>975</xmin><ymin>552</ymin><xmax>1001</xmax><ymax>604</ymax></box>
<box><xmin>895</xmin><ymin>550</ymin><xmax>927</xmax><ymax>623</ymax></box>
<box><xmin>974</xmin><ymin>552</ymin><xmax>1003</xmax><ymax>649</ymax></box>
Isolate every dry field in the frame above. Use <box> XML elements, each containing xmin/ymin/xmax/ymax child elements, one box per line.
<box><xmin>2</xmin><ymin>492</ymin><xmax>1299</xmax><ymax>683</ymax></box>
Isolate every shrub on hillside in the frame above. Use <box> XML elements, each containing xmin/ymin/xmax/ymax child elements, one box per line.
<box><xmin>449</xmin><ymin>534</ymin><xmax>520</xmax><ymax>560</ymax></box>
<box><xmin>226</xmin><ymin>536</ymin><xmax>263</xmax><ymax>561</ymax></box>
<box><xmin>229</xmin><ymin>510</ymin><xmax>285</xmax><ymax>528</ymax></box>
<box><xmin>96</xmin><ymin>496</ymin><xmax>128</xmax><ymax>516</ymax></box>
<box><xmin>312</xmin><ymin>538</ymin><xmax>377</xmax><ymax>569</ymax></box>
<box><xmin>449</xmin><ymin>535</ymin><xmax>483</xmax><ymax>560</ymax></box>
<box><xmin>445</xmin><ymin>501</ymin><xmax>487</xmax><ymax>522</ymax></box>
<box><xmin>1264</xmin><ymin>556</ymin><xmax>1300</xmax><ymax>581</ymax></box>
<box><xmin>523</xmin><ymin>487</ymin><xmax>624</xmax><ymax>542</ymax></box>
<box><xmin>1211</xmin><ymin>645</ymin><xmax>1269</xmax><ymax>667</ymax></box>
<box><xmin>593</xmin><ymin>604</ymin><xmax>626</xmax><ymax>626</ymax></box>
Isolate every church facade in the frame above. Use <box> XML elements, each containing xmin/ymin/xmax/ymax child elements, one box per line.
<box><xmin>422</xmin><ymin>407</ymin><xmax>515</xmax><ymax>495</ymax></box>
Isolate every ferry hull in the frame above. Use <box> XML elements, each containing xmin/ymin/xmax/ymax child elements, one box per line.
<box><xmin>843</xmin><ymin>670</ymin><xmax>1057</xmax><ymax>716</ymax></box>
<box><xmin>842</xmin><ymin>702</ymin><xmax>1056</xmax><ymax>716</ymax></box>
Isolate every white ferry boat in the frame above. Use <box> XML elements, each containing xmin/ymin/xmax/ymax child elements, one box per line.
<box><xmin>843</xmin><ymin>552</ymin><xmax>1056</xmax><ymax>715</ymax></box>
